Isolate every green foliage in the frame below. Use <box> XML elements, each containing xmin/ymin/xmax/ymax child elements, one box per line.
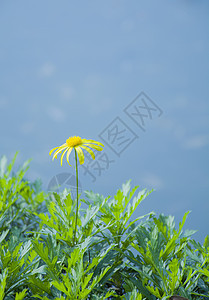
<box><xmin>51</xmin><ymin>245</ymin><xmax>115</xmax><ymax>299</ymax></box>
<box><xmin>0</xmin><ymin>153</ymin><xmax>208</xmax><ymax>299</ymax></box>
<box><xmin>124</xmin><ymin>213</ymin><xmax>209</xmax><ymax>299</ymax></box>
<box><xmin>0</xmin><ymin>152</ymin><xmax>46</xmax><ymax>241</ymax></box>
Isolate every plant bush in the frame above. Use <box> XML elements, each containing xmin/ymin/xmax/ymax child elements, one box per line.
<box><xmin>0</xmin><ymin>153</ymin><xmax>208</xmax><ymax>299</ymax></box>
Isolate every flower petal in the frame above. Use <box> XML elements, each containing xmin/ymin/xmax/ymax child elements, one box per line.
<box><xmin>52</xmin><ymin>146</ymin><xmax>67</xmax><ymax>160</ymax></box>
<box><xmin>49</xmin><ymin>146</ymin><xmax>60</xmax><ymax>156</ymax></box>
<box><xmin>81</xmin><ymin>139</ymin><xmax>104</xmax><ymax>147</ymax></box>
<box><xmin>80</xmin><ymin>145</ymin><xmax>95</xmax><ymax>160</ymax></box>
<box><xmin>75</xmin><ymin>146</ymin><xmax>84</xmax><ymax>165</ymax></box>
<box><xmin>60</xmin><ymin>148</ymin><xmax>68</xmax><ymax>166</ymax></box>
<box><xmin>66</xmin><ymin>148</ymin><xmax>73</xmax><ymax>166</ymax></box>
<box><xmin>49</xmin><ymin>143</ymin><xmax>67</xmax><ymax>156</ymax></box>
<box><xmin>84</xmin><ymin>144</ymin><xmax>103</xmax><ymax>151</ymax></box>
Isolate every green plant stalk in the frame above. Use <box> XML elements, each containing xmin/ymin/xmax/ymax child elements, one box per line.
<box><xmin>73</xmin><ymin>148</ymin><xmax>79</xmax><ymax>245</ymax></box>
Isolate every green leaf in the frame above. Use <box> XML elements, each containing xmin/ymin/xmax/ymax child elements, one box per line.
<box><xmin>0</xmin><ymin>269</ymin><xmax>8</xmax><ymax>300</ymax></box>
<box><xmin>28</xmin><ymin>276</ymin><xmax>52</xmax><ymax>295</ymax></box>
<box><xmin>0</xmin><ymin>155</ymin><xmax>7</xmax><ymax>177</ymax></box>
<box><xmin>167</xmin><ymin>258</ymin><xmax>180</xmax><ymax>293</ymax></box>
<box><xmin>146</xmin><ymin>285</ymin><xmax>162</xmax><ymax>298</ymax></box>
<box><xmin>5</xmin><ymin>151</ymin><xmax>19</xmax><ymax>177</ymax></box>
<box><xmin>15</xmin><ymin>289</ymin><xmax>27</xmax><ymax>300</ymax></box>
<box><xmin>178</xmin><ymin>211</ymin><xmax>191</xmax><ymax>235</ymax></box>
<box><xmin>203</xmin><ymin>235</ymin><xmax>209</xmax><ymax>249</ymax></box>
<box><xmin>52</xmin><ymin>280</ymin><xmax>68</xmax><ymax>294</ymax></box>
<box><xmin>128</xmin><ymin>277</ymin><xmax>155</xmax><ymax>300</ymax></box>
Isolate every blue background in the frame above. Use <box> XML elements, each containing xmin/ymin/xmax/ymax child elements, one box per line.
<box><xmin>0</xmin><ymin>0</ymin><xmax>208</xmax><ymax>243</ymax></box>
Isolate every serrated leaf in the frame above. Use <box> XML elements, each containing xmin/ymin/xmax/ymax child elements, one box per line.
<box><xmin>15</xmin><ymin>289</ymin><xmax>27</xmax><ymax>300</ymax></box>
<box><xmin>203</xmin><ymin>235</ymin><xmax>209</xmax><ymax>249</ymax></box>
<box><xmin>52</xmin><ymin>280</ymin><xmax>68</xmax><ymax>294</ymax></box>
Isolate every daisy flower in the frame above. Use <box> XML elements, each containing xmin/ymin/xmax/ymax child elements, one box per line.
<box><xmin>49</xmin><ymin>136</ymin><xmax>104</xmax><ymax>166</ymax></box>
<box><xmin>49</xmin><ymin>135</ymin><xmax>104</xmax><ymax>244</ymax></box>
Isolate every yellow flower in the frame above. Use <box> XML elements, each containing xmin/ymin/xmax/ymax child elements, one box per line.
<box><xmin>49</xmin><ymin>136</ymin><xmax>104</xmax><ymax>166</ymax></box>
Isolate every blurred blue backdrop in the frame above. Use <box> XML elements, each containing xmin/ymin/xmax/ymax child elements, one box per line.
<box><xmin>0</xmin><ymin>0</ymin><xmax>208</xmax><ymax>242</ymax></box>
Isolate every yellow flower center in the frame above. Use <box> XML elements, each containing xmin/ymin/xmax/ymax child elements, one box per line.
<box><xmin>66</xmin><ymin>136</ymin><xmax>82</xmax><ymax>147</ymax></box>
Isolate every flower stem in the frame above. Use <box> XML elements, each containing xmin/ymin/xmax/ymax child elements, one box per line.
<box><xmin>73</xmin><ymin>148</ymin><xmax>79</xmax><ymax>245</ymax></box>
